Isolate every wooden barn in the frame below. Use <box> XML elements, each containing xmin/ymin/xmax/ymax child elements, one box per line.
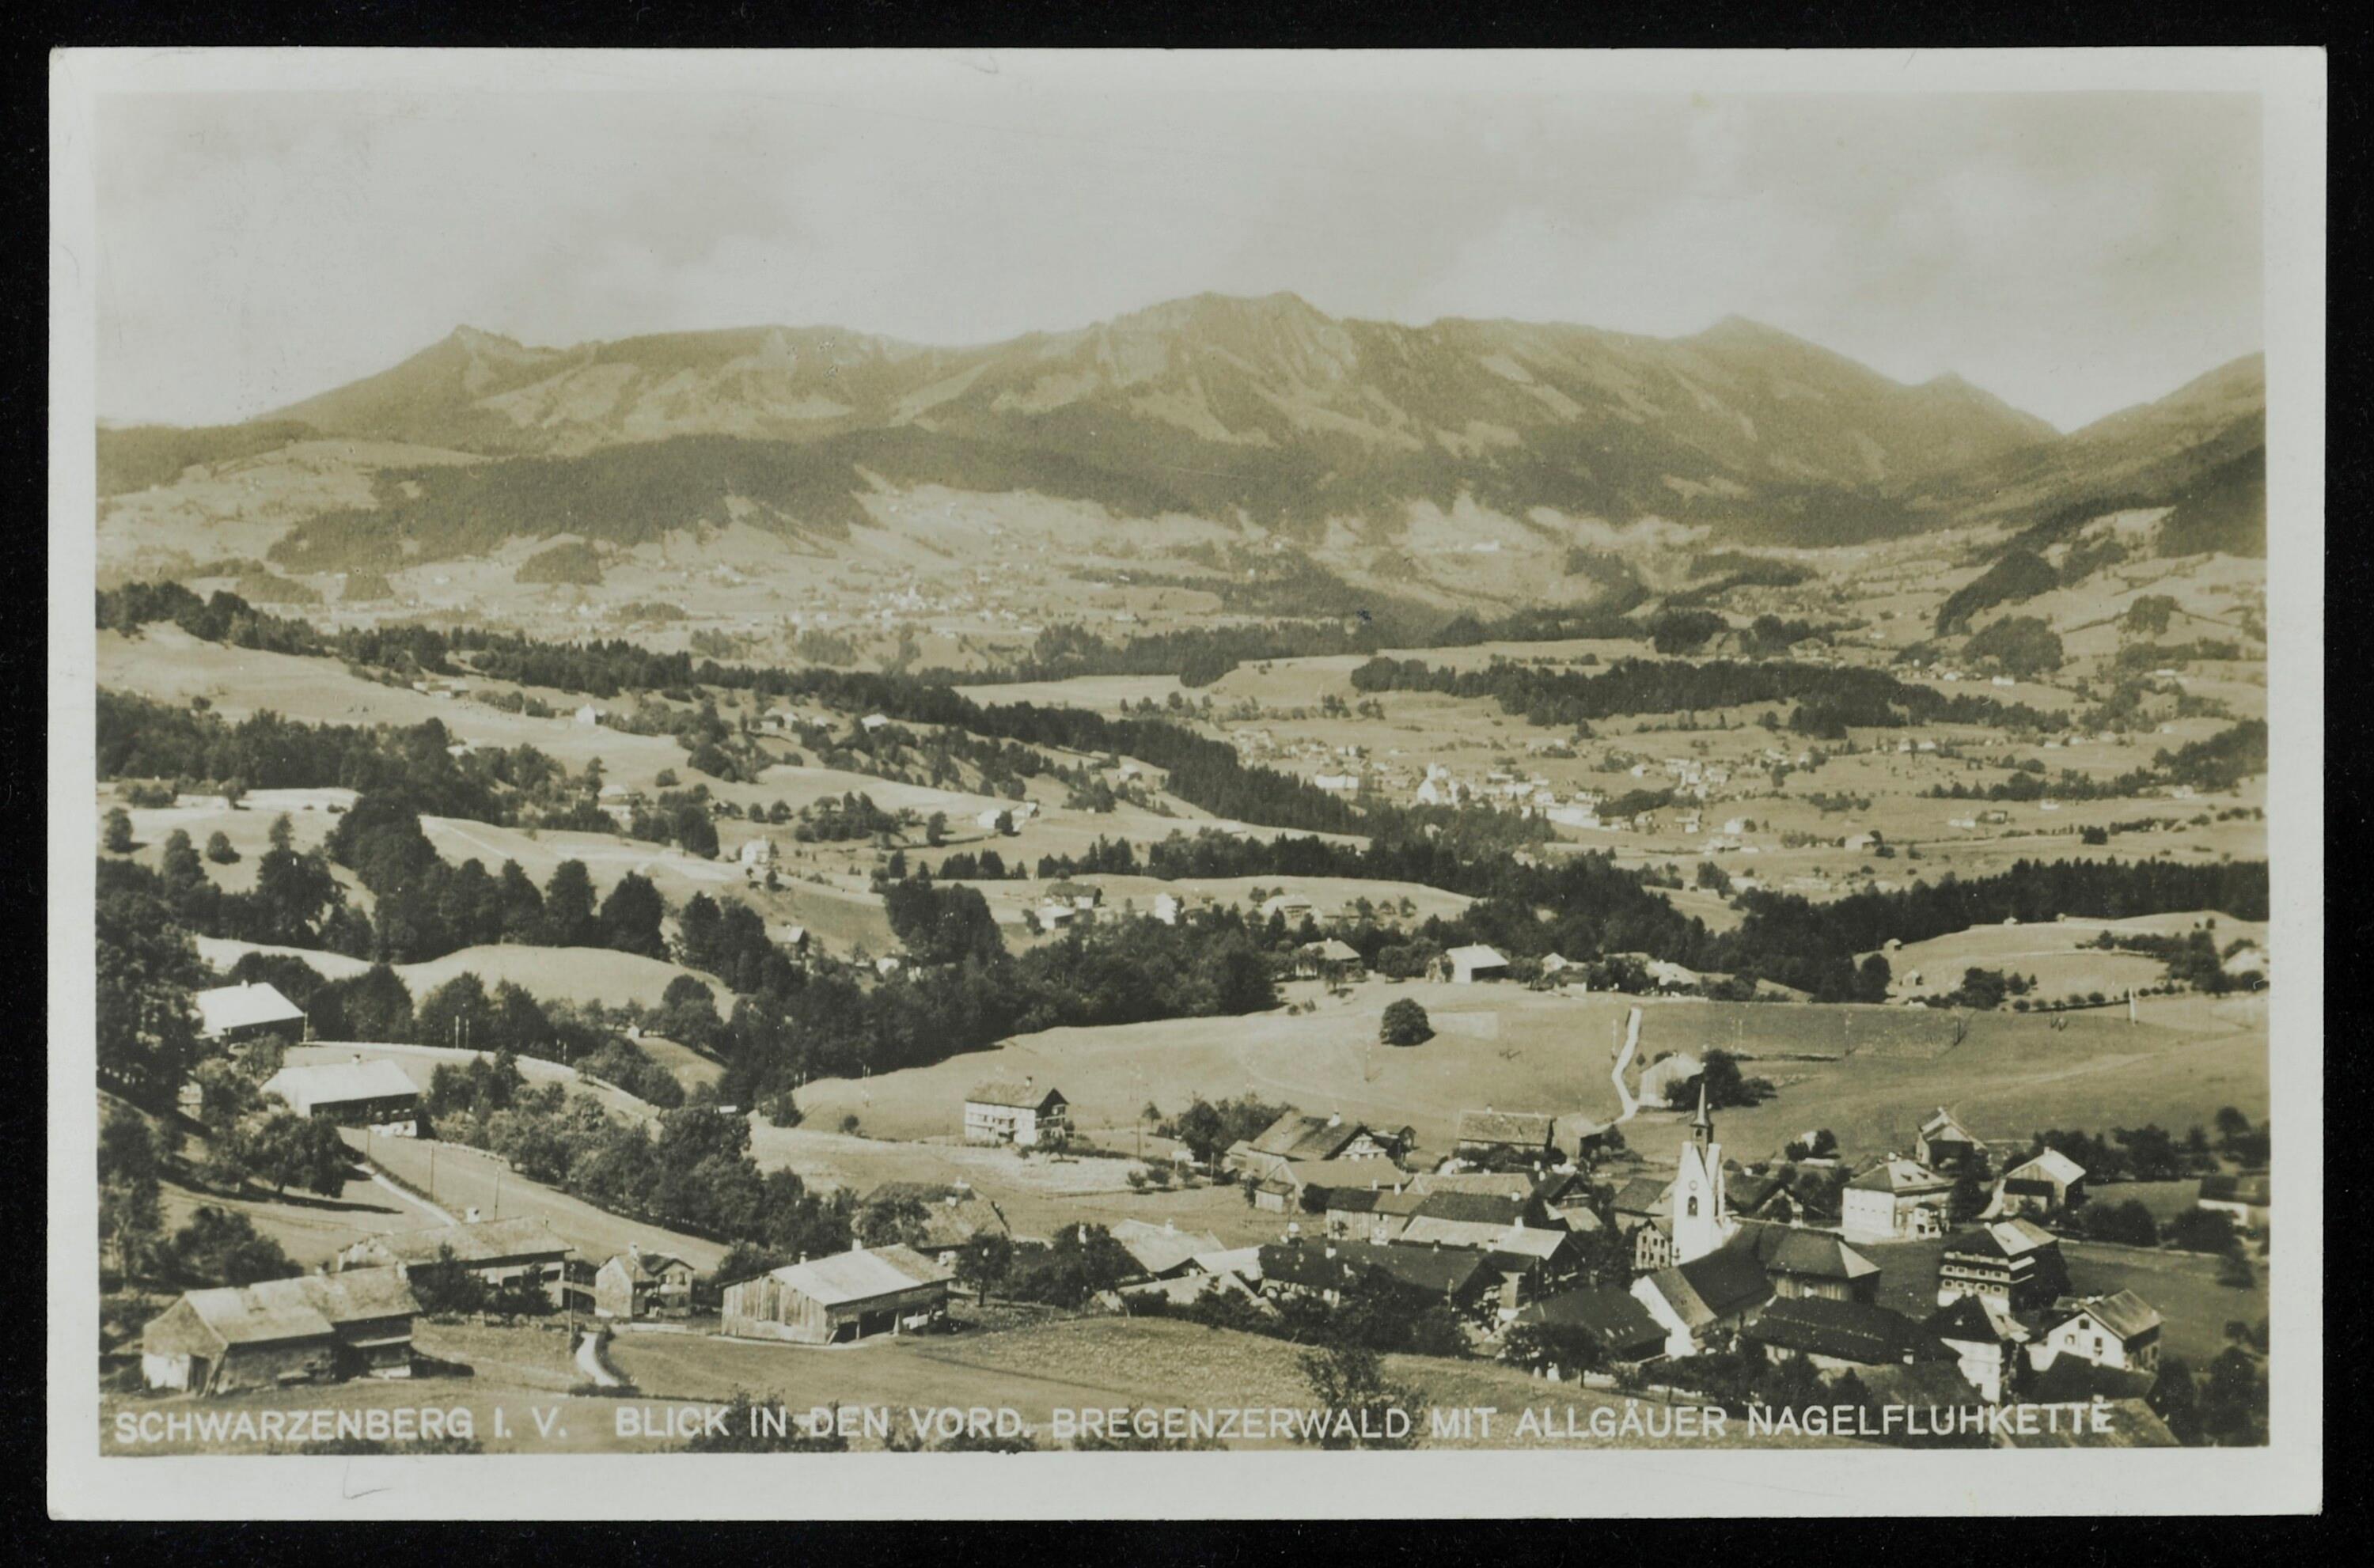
<box><xmin>719</xmin><ymin>1245</ymin><xmax>954</xmax><ymax>1345</ymax></box>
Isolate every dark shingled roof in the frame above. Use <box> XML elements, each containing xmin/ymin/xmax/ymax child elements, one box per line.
<box><xmin>1257</xmin><ymin>1239</ymin><xmax>1487</xmax><ymax>1299</ymax></box>
<box><xmin>1612</xmin><ymin>1176</ymin><xmax>1671</xmax><ymax>1218</ymax></box>
<box><xmin>1743</xmin><ymin>1297</ymin><xmax>1955</xmax><ymax>1367</ymax></box>
<box><xmin>1411</xmin><ymin>1190</ymin><xmax>1531</xmax><ymax>1227</ymax></box>
<box><xmin>1925</xmin><ymin>1294</ymin><xmax>2011</xmax><ymax>1345</ymax></box>
<box><xmin>1454</xmin><ymin>1110</ymin><xmax>1559</xmax><ymax>1149</ymax></box>
<box><xmin>1511</xmin><ymin>1287</ymin><xmax>1667</xmax><ymax>1358</ymax></box>
<box><xmin>1246</xmin><ymin>1112</ymin><xmax>1365</xmax><ymax>1161</ymax></box>
<box><xmin>966</xmin><ymin>1080</ymin><xmax>1062</xmax><ymax>1111</ymax></box>
<box><xmin>1733</xmin><ymin>1221</ymin><xmax>1878</xmax><ymax>1282</ymax></box>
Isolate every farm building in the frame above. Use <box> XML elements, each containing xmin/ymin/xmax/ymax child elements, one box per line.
<box><xmin>1987</xmin><ymin>1149</ymin><xmax>2088</xmax><ymax>1218</ymax></box>
<box><xmin>1452</xmin><ymin>1108</ymin><xmax>1561</xmax><ymax>1167</ymax></box>
<box><xmin>1634</xmin><ymin>1051</ymin><xmax>1702</xmax><ymax>1106</ymax></box>
<box><xmin>1742</xmin><ymin>1297</ymin><xmax>1959</xmax><ymax>1379</ymax></box>
<box><xmin>1294</xmin><ymin>938</ymin><xmax>1364</xmax><ymax>983</ymax></box>
<box><xmin>2031</xmin><ymin>1290</ymin><xmax>2164</xmax><ymax>1376</ymax></box>
<box><xmin>192</xmin><ymin>981</ymin><xmax>308</xmax><ymax>1045</ymax></box>
<box><xmin>1045</xmin><ymin>880</ymin><xmax>1102</xmax><ymax>910</ymax></box>
<box><xmin>1612</xmin><ymin>1175</ymin><xmax>1678</xmax><ymax>1272</ymax></box>
<box><xmin>1227</xmin><ymin>1110</ymin><xmax>1411</xmax><ymax>1173</ymax></box>
<box><xmin>1396</xmin><ymin>1191</ymin><xmax>1543</xmax><ymax>1251</ymax></box>
<box><xmin>1732</xmin><ymin>1222</ymin><xmax>1881</xmax><ymax>1305</ymax></box>
<box><xmin>1109</xmin><ymin>1219</ymin><xmax>1228</xmax><ymax>1282</ymax></box>
<box><xmin>961</xmin><ymin>1078</ymin><xmax>1071</xmax><ymax>1147</ymax></box>
<box><xmin>1257</xmin><ymin>892</ymin><xmax>1315</xmax><ymax>922</ymax></box>
<box><xmin>1507</xmin><ymin>1286</ymin><xmax>1670</xmax><ymax>1366</ymax></box>
<box><xmin>141</xmin><ymin>1267</ymin><xmax>419</xmax><ymax>1396</ymax></box>
<box><xmin>857</xmin><ymin>1181</ymin><xmax>1011</xmax><ymax>1268</ymax></box>
<box><xmin>1152</xmin><ymin>892</ymin><xmax>1185</xmax><ymax>925</ymax></box>
<box><xmin>1914</xmin><ymin>1108</ymin><xmax>1985</xmax><ymax>1170</ymax></box>
<box><xmin>594</xmin><ymin>1246</ymin><xmax>699</xmax><ymax>1320</ymax></box>
<box><xmin>574</xmin><ymin>704</ymin><xmax>606</xmax><ymax>726</ymax></box>
<box><xmin>1925</xmin><ymin>1295</ymin><xmax>2022</xmax><ymax>1403</ymax></box>
<box><xmin>2195</xmin><ymin>1172</ymin><xmax>2271</xmax><ymax>1230</ymax></box>
<box><xmin>259</xmin><ymin>1057</ymin><xmax>422</xmax><ymax>1134</ymax></box>
<box><xmin>1629</xmin><ymin>1247</ymin><xmax>1776</xmax><ymax>1360</ymax></box>
<box><xmin>738</xmin><ymin>836</ymin><xmax>778</xmax><ymax>868</ymax></box>
<box><xmin>719</xmin><ymin>1244</ymin><xmax>954</xmax><ymax>1345</ymax></box>
<box><xmin>1257</xmin><ymin>1237</ymin><xmax>1494</xmax><ymax>1317</ymax></box>
<box><xmin>1841</xmin><ymin>1156</ymin><xmax>1955</xmax><ymax>1243</ymax></box>
<box><xmin>1436</xmin><ymin>944</ymin><xmax>1511</xmax><ymax>984</ymax></box>
<box><xmin>1934</xmin><ymin>1218</ymin><xmax>2070</xmax><ymax>1312</ymax></box>
<box><xmin>337</xmin><ymin>1214</ymin><xmax>577</xmax><ymax>1308</ymax></box>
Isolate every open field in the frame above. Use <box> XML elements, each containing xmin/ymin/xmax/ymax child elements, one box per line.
<box><xmin>346</xmin><ymin>1131</ymin><xmax>729</xmax><ymax>1272</ymax></box>
<box><xmin>157</xmin><ymin>1168</ymin><xmax>438</xmax><ymax>1269</ymax></box>
<box><xmin>780</xmin><ymin>979</ymin><xmax>2266</xmax><ymax>1184</ymax></box>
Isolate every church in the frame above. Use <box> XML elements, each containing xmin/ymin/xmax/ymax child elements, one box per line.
<box><xmin>1669</xmin><ymin>1082</ymin><xmax>1741</xmax><ymax>1265</ymax></box>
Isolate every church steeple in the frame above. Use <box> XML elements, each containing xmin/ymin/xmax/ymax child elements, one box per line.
<box><xmin>1691</xmin><ymin>1079</ymin><xmax>1714</xmax><ymax>1148</ymax></box>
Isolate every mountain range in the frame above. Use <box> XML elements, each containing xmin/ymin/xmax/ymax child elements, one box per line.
<box><xmin>101</xmin><ymin>292</ymin><xmax>2266</xmax><ymax>565</ymax></box>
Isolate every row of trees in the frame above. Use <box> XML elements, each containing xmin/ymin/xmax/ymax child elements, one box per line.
<box><xmin>1347</xmin><ymin>653</ymin><xmax>2065</xmax><ymax>734</ymax></box>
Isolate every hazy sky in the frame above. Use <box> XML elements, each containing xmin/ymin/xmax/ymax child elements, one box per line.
<box><xmin>94</xmin><ymin>71</ymin><xmax>2263</xmax><ymax>431</ymax></box>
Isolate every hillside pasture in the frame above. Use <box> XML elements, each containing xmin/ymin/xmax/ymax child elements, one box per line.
<box><xmin>608</xmin><ymin>1314</ymin><xmax>1853</xmax><ymax>1451</ymax></box>
<box><xmin>777</xmin><ymin>978</ymin><xmax>2265</xmax><ymax>1180</ymax></box>
<box><xmin>347</xmin><ymin>1129</ymin><xmax>729</xmax><ymax>1272</ymax></box>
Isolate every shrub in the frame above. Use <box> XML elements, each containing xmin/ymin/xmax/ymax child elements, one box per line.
<box><xmin>1379</xmin><ymin>998</ymin><xmax>1432</xmax><ymax>1047</ymax></box>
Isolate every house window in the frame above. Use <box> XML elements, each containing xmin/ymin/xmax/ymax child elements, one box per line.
<box><xmin>1686</xmin><ymin>1196</ymin><xmax>1699</xmax><ymax>1218</ymax></box>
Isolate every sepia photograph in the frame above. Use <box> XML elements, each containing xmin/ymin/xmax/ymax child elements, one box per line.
<box><xmin>47</xmin><ymin>47</ymin><xmax>2324</xmax><ymax>1518</ymax></box>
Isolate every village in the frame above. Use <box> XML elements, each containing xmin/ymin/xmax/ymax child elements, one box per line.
<box><xmin>108</xmin><ymin>957</ymin><xmax>2271</xmax><ymax>1452</ymax></box>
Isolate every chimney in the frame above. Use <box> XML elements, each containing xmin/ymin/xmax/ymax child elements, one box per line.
<box><xmin>351</xmin><ymin>1052</ymin><xmax>363</xmax><ymax>1065</ymax></box>
<box><xmin>465</xmin><ymin>1206</ymin><xmax>481</xmax><ymax>1224</ymax></box>
<box><xmin>630</xmin><ymin>1243</ymin><xmax>641</xmax><ymax>1259</ymax></box>
<box><xmin>1327</xmin><ymin>1112</ymin><xmax>1342</xmax><ymax>1128</ymax></box>
<box><xmin>1163</xmin><ymin>1218</ymin><xmax>1175</xmax><ymax>1234</ymax></box>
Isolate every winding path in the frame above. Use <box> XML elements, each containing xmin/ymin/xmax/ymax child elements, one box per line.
<box><xmin>1608</xmin><ymin>1006</ymin><xmax>1643</xmax><ymax>1127</ymax></box>
<box><xmin>575</xmin><ymin>1331</ymin><xmax>624</xmax><ymax>1388</ymax></box>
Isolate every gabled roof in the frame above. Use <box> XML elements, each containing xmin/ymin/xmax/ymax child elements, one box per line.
<box><xmin>1943</xmin><ymin>1218</ymin><xmax>2061</xmax><ymax>1263</ymax></box>
<box><xmin>1412</xmin><ymin>1190</ymin><xmax>1532</xmax><ymax>1227</ymax></box>
<box><xmin>1443</xmin><ymin>944</ymin><xmax>1509</xmax><ymax>968</ymax></box>
<box><xmin>609</xmin><ymin>1250</ymin><xmax>696</xmax><ymax>1282</ymax></box>
<box><xmin>1299</xmin><ymin>938</ymin><xmax>1361</xmax><ymax>963</ymax></box>
<box><xmin>1611</xmin><ymin>1176</ymin><xmax>1672</xmax><ymax>1218</ymax></box>
<box><xmin>1513</xmin><ymin>1287</ymin><xmax>1667</xmax><ymax>1357</ymax></box>
<box><xmin>1454</xmin><ymin>1110</ymin><xmax>1558</xmax><ymax>1149</ymax></box>
<box><xmin>261</xmin><ymin>1057</ymin><xmax>419</xmax><ymax>1112</ymax></box>
<box><xmin>1644</xmin><ymin>1248</ymin><xmax>1773</xmax><ymax>1329</ymax></box>
<box><xmin>1848</xmin><ymin>1156</ymin><xmax>1953</xmax><ymax>1195</ymax></box>
<box><xmin>355</xmin><ymin>1217</ymin><xmax>571</xmax><ymax>1268</ymax></box>
<box><xmin>193</xmin><ymin>982</ymin><xmax>306</xmax><ymax>1036</ymax></box>
<box><xmin>2007</xmin><ymin>1148</ymin><xmax>2087</xmax><ymax>1185</ymax></box>
<box><xmin>1417</xmin><ymin>1171</ymin><xmax>1542</xmax><ymax>1203</ymax></box>
<box><xmin>1925</xmin><ymin>1294</ymin><xmax>2012</xmax><ymax>1345</ymax></box>
<box><xmin>1743</xmin><ymin>1297</ymin><xmax>1952</xmax><ymax>1366</ymax></box>
<box><xmin>1918</xmin><ymin>1107</ymin><xmax>1980</xmax><ymax>1144</ymax></box>
<box><xmin>1246</xmin><ymin>1112</ymin><xmax>1366</xmax><ymax>1161</ymax></box>
<box><xmin>1258</xmin><ymin>1238</ymin><xmax>1488</xmax><ymax>1298</ymax></box>
<box><xmin>163</xmin><ymin>1267</ymin><xmax>420</xmax><ymax>1350</ymax></box>
<box><xmin>2057</xmin><ymin>1289</ymin><xmax>2162</xmax><ymax>1343</ymax></box>
<box><xmin>762</xmin><ymin>1245</ymin><xmax>953</xmax><ymax>1307</ymax></box>
<box><xmin>1109</xmin><ymin>1220</ymin><xmax>1227</xmax><ymax>1278</ymax></box>
<box><xmin>965</xmin><ymin>1079</ymin><xmax>1063</xmax><ymax>1111</ymax></box>
<box><xmin>1733</xmin><ymin>1222</ymin><xmax>1879</xmax><ymax>1282</ymax></box>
